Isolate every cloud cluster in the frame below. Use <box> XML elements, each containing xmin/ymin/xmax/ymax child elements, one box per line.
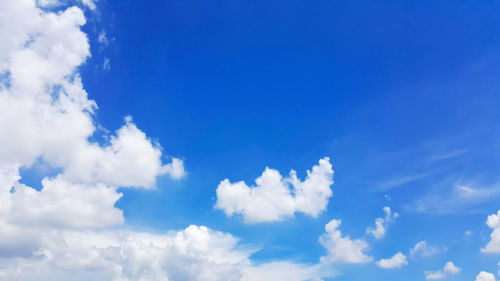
<box><xmin>215</xmin><ymin>157</ymin><xmax>334</xmax><ymax>223</ymax></box>
<box><xmin>0</xmin><ymin>225</ymin><xmax>255</xmax><ymax>281</ymax></box>
<box><xmin>0</xmin><ymin>1</ymin><xmax>339</xmax><ymax>280</ymax></box>
<box><xmin>425</xmin><ymin>261</ymin><xmax>461</xmax><ymax>280</ymax></box>
<box><xmin>2</xmin><ymin>0</ymin><xmax>488</xmax><ymax>280</ymax></box>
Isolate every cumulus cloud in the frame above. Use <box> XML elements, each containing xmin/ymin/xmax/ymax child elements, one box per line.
<box><xmin>0</xmin><ymin>225</ymin><xmax>254</xmax><ymax>281</ymax></box>
<box><xmin>482</xmin><ymin>210</ymin><xmax>500</xmax><ymax>253</ymax></box>
<box><xmin>376</xmin><ymin>252</ymin><xmax>407</xmax><ymax>269</ymax></box>
<box><xmin>0</xmin><ymin>1</ymin><xmax>337</xmax><ymax>280</ymax></box>
<box><xmin>410</xmin><ymin>241</ymin><xmax>439</xmax><ymax>258</ymax></box>
<box><xmin>0</xmin><ymin>0</ymin><xmax>183</xmax><ymax>190</ymax></box>
<box><xmin>475</xmin><ymin>271</ymin><xmax>496</xmax><ymax>281</ymax></box>
<box><xmin>425</xmin><ymin>261</ymin><xmax>461</xmax><ymax>280</ymax></box>
<box><xmin>319</xmin><ymin>219</ymin><xmax>372</xmax><ymax>264</ymax></box>
<box><xmin>366</xmin><ymin>206</ymin><xmax>398</xmax><ymax>239</ymax></box>
<box><xmin>215</xmin><ymin>157</ymin><xmax>333</xmax><ymax>223</ymax></box>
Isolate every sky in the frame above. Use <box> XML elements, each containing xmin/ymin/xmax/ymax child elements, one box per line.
<box><xmin>1</xmin><ymin>0</ymin><xmax>500</xmax><ymax>280</ymax></box>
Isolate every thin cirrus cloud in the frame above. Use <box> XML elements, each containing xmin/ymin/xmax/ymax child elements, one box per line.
<box><xmin>215</xmin><ymin>157</ymin><xmax>334</xmax><ymax>223</ymax></box>
<box><xmin>409</xmin><ymin>181</ymin><xmax>500</xmax><ymax>215</ymax></box>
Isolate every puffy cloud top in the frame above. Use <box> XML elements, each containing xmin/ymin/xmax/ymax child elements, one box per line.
<box><xmin>376</xmin><ymin>252</ymin><xmax>407</xmax><ymax>269</ymax></box>
<box><xmin>319</xmin><ymin>219</ymin><xmax>372</xmax><ymax>264</ymax></box>
<box><xmin>215</xmin><ymin>157</ymin><xmax>333</xmax><ymax>223</ymax></box>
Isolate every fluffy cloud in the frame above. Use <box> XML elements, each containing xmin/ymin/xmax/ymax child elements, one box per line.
<box><xmin>319</xmin><ymin>219</ymin><xmax>372</xmax><ymax>264</ymax></box>
<box><xmin>215</xmin><ymin>158</ymin><xmax>333</xmax><ymax>223</ymax></box>
<box><xmin>0</xmin><ymin>225</ymin><xmax>253</xmax><ymax>281</ymax></box>
<box><xmin>410</xmin><ymin>241</ymin><xmax>439</xmax><ymax>258</ymax></box>
<box><xmin>482</xmin><ymin>210</ymin><xmax>500</xmax><ymax>253</ymax></box>
<box><xmin>425</xmin><ymin>261</ymin><xmax>461</xmax><ymax>280</ymax></box>
<box><xmin>376</xmin><ymin>252</ymin><xmax>407</xmax><ymax>269</ymax></box>
<box><xmin>0</xmin><ymin>1</ymin><xmax>337</xmax><ymax>280</ymax></box>
<box><xmin>443</xmin><ymin>261</ymin><xmax>461</xmax><ymax>274</ymax></box>
<box><xmin>366</xmin><ymin>206</ymin><xmax>398</xmax><ymax>239</ymax></box>
<box><xmin>0</xmin><ymin>0</ymin><xmax>183</xmax><ymax>190</ymax></box>
<box><xmin>475</xmin><ymin>271</ymin><xmax>496</xmax><ymax>281</ymax></box>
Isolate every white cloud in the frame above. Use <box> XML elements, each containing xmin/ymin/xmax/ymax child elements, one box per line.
<box><xmin>366</xmin><ymin>206</ymin><xmax>398</xmax><ymax>239</ymax></box>
<box><xmin>215</xmin><ymin>158</ymin><xmax>334</xmax><ymax>223</ymax></box>
<box><xmin>242</xmin><ymin>262</ymin><xmax>334</xmax><ymax>281</ymax></box>
<box><xmin>6</xmin><ymin>176</ymin><xmax>123</xmax><ymax>230</ymax></box>
<box><xmin>411</xmin><ymin>182</ymin><xmax>500</xmax><ymax>215</ymax></box>
<box><xmin>444</xmin><ymin>261</ymin><xmax>461</xmax><ymax>274</ymax></box>
<box><xmin>0</xmin><ymin>225</ymin><xmax>252</xmax><ymax>281</ymax></box>
<box><xmin>319</xmin><ymin>219</ymin><xmax>372</xmax><ymax>264</ymax></box>
<box><xmin>410</xmin><ymin>241</ymin><xmax>439</xmax><ymax>258</ymax></box>
<box><xmin>0</xmin><ymin>1</ymin><xmax>337</xmax><ymax>280</ymax></box>
<box><xmin>103</xmin><ymin>57</ymin><xmax>110</xmax><ymax>70</ymax></box>
<box><xmin>0</xmin><ymin>0</ymin><xmax>183</xmax><ymax>190</ymax></box>
<box><xmin>376</xmin><ymin>252</ymin><xmax>407</xmax><ymax>269</ymax></box>
<box><xmin>0</xmin><ymin>224</ymin><xmax>338</xmax><ymax>281</ymax></box>
<box><xmin>81</xmin><ymin>0</ymin><xmax>97</xmax><ymax>10</ymax></box>
<box><xmin>476</xmin><ymin>271</ymin><xmax>496</xmax><ymax>281</ymax></box>
<box><xmin>98</xmin><ymin>30</ymin><xmax>109</xmax><ymax>46</ymax></box>
<box><xmin>425</xmin><ymin>271</ymin><xmax>446</xmax><ymax>280</ymax></box>
<box><xmin>482</xmin><ymin>210</ymin><xmax>500</xmax><ymax>253</ymax></box>
<box><xmin>425</xmin><ymin>261</ymin><xmax>461</xmax><ymax>280</ymax></box>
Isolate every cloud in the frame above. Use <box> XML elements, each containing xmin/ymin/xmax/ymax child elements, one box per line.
<box><xmin>242</xmin><ymin>262</ymin><xmax>335</xmax><ymax>281</ymax></box>
<box><xmin>410</xmin><ymin>241</ymin><xmax>439</xmax><ymax>258</ymax></box>
<box><xmin>0</xmin><ymin>225</ymin><xmax>254</xmax><ymax>281</ymax></box>
<box><xmin>81</xmin><ymin>0</ymin><xmax>97</xmax><ymax>10</ymax></box>
<box><xmin>215</xmin><ymin>158</ymin><xmax>334</xmax><ymax>223</ymax></box>
<box><xmin>0</xmin><ymin>1</ymin><xmax>335</xmax><ymax>280</ymax></box>
<box><xmin>0</xmin><ymin>0</ymin><xmax>183</xmax><ymax>189</ymax></box>
<box><xmin>378</xmin><ymin>174</ymin><xmax>428</xmax><ymax>191</ymax></box>
<box><xmin>425</xmin><ymin>271</ymin><xmax>446</xmax><ymax>280</ymax></box>
<box><xmin>482</xmin><ymin>210</ymin><xmax>500</xmax><ymax>253</ymax></box>
<box><xmin>98</xmin><ymin>30</ymin><xmax>109</xmax><ymax>46</ymax></box>
<box><xmin>475</xmin><ymin>271</ymin><xmax>496</xmax><ymax>281</ymax></box>
<box><xmin>376</xmin><ymin>252</ymin><xmax>407</xmax><ymax>269</ymax></box>
<box><xmin>366</xmin><ymin>206</ymin><xmax>398</xmax><ymax>239</ymax></box>
<box><xmin>103</xmin><ymin>57</ymin><xmax>110</xmax><ymax>71</ymax></box>
<box><xmin>319</xmin><ymin>219</ymin><xmax>372</xmax><ymax>264</ymax></box>
<box><xmin>410</xmin><ymin>181</ymin><xmax>500</xmax><ymax>215</ymax></box>
<box><xmin>425</xmin><ymin>261</ymin><xmax>461</xmax><ymax>280</ymax></box>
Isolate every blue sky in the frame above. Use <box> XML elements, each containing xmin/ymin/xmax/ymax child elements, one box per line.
<box><xmin>2</xmin><ymin>0</ymin><xmax>500</xmax><ymax>280</ymax></box>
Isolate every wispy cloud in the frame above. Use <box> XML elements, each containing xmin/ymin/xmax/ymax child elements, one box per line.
<box><xmin>408</xmin><ymin>180</ymin><xmax>500</xmax><ymax>215</ymax></box>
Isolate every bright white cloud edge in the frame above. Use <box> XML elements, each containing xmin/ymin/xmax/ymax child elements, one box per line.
<box><xmin>215</xmin><ymin>157</ymin><xmax>334</xmax><ymax>223</ymax></box>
